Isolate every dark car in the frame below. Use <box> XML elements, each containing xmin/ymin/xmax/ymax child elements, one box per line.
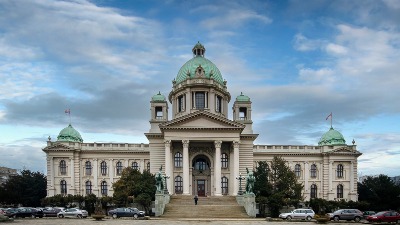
<box><xmin>108</xmin><ymin>207</ymin><xmax>145</xmax><ymax>219</ymax></box>
<box><xmin>366</xmin><ymin>211</ymin><xmax>400</xmax><ymax>223</ymax></box>
<box><xmin>43</xmin><ymin>207</ymin><xmax>62</xmax><ymax>217</ymax></box>
<box><xmin>6</xmin><ymin>208</ymin><xmax>35</xmax><ymax>218</ymax></box>
<box><xmin>31</xmin><ymin>208</ymin><xmax>44</xmax><ymax>218</ymax></box>
<box><xmin>363</xmin><ymin>210</ymin><xmax>376</xmax><ymax>219</ymax></box>
<box><xmin>328</xmin><ymin>209</ymin><xmax>363</xmax><ymax>222</ymax></box>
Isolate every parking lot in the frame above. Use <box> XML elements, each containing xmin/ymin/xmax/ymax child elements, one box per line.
<box><xmin>3</xmin><ymin>217</ymin><xmax>379</xmax><ymax>225</ymax></box>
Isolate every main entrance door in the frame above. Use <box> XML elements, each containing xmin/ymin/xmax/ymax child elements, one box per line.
<box><xmin>197</xmin><ymin>180</ymin><xmax>205</xmax><ymax>196</ymax></box>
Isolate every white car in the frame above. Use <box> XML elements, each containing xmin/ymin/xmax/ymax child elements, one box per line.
<box><xmin>57</xmin><ymin>208</ymin><xmax>88</xmax><ymax>218</ymax></box>
<box><xmin>279</xmin><ymin>208</ymin><xmax>315</xmax><ymax>221</ymax></box>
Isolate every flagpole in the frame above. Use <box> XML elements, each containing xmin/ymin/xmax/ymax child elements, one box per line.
<box><xmin>330</xmin><ymin>112</ymin><xmax>332</xmax><ymax>128</ymax></box>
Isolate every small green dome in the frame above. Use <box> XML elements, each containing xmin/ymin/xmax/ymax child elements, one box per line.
<box><xmin>318</xmin><ymin>127</ymin><xmax>346</xmax><ymax>146</ymax></box>
<box><xmin>175</xmin><ymin>42</ymin><xmax>224</xmax><ymax>85</ymax></box>
<box><xmin>236</xmin><ymin>92</ymin><xmax>250</xmax><ymax>101</ymax></box>
<box><xmin>57</xmin><ymin>124</ymin><xmax>83</xmax><ymax>143</ymax></box>
<box><xmin>152</xmin><ymin>91</ymin><xmax>166</xmax><ymax>101</ymax></box>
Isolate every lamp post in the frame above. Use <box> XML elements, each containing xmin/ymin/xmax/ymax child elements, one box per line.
<box><xmin>163</xmin><ymin>174</ymin><xmax>170</xmax><ymax>194</ymax></box>
<box><xmin>236</xmin><ymin>173</ymin><xmax>245</xmax><ymax>195</ymax></box>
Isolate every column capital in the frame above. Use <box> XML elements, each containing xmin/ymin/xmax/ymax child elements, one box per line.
<box><xmin>214</xmin><ymin>140</ymin><xmax>222</xmax><ymax>148</ymax></box>
<box><xmin>182</xmin><ymin>140</ymin><xmax>189</xmax><ymax>148</ymax></box>
<box><xmin>93</xmin><ymin>158</ymin><xmax>98</xmax><ymax>162</ymax></box>
<box><xmin>164</xmin><ymin>140</ymin><xmax>171</xmax><ymax>147</ymax></box>
<box><xmin>233</xmin><ymin>141</ymin><xmax>240</xmax><ymax>148</ymax></box>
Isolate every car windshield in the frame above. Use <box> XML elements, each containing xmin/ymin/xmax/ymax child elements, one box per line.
<box><xmin>375</xmin><ymin>212</ymin><xmax>386</xmax><ymax>216</ymax></box>
<box><xmin>333</xmin><ymin>210</ymin><xmax>342</xmax><ymax>214</ymax></box>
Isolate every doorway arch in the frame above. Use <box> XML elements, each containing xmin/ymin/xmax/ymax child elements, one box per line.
<box><xmin>192</xmin><ymin>154</ymin><xmax>211</xmax><ymax>196</ymax></box>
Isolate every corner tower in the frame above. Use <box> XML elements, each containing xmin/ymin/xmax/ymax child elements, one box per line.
<box><xmin>149</xmin><ymin>92</ymin><xmax>168</xmax><ymax>133</ymax></box>
<box><xmin>169</xmin><ymin>42</ymin><xmax>231</xmax><ymax>119</ymax></box>
<box><xmin>233</xmin><ymin>92</ymin><xmax>253</xmax><ymax>134</ymax></box>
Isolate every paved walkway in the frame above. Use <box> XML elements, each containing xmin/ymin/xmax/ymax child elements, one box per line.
<box><xmin>4</xmin><ymin>217</ymin><xmax>372</xmax><ymax>225</ymax></box>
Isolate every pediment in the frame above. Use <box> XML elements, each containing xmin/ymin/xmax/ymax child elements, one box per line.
<box><xmin>327</xmin><ymin>146</ymin><xmax>361</xmax><ymax>155</ymax></box>
<box><xmin>43</xmin><ymin>143</ymin><xmax>73</xmax><ymax>151</ymax></box>
<box><xmin>160</xmin><ymin>111</ymin><xmax>245</xmax><ymax>130</ymax></box>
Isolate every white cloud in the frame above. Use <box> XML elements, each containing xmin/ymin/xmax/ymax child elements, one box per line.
<box><xmin>293</xmin><ymin>34</ymin><xmax>325</xmax><ymax>51</ymax></box>
<box><xmin>325</xmin><ymin>43</ymin><xmax>348</xmax><ymax>55</ymax></box>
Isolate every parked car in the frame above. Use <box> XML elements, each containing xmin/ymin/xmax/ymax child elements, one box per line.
<box><xmin>279</xmin><ymin>208</ymin><xmax>315</xmax><ymax>221</ymax></box>
<box><xmin>0</xmin><ymin>208</ymin><xmax>6</xmax><ymax>215</ymax></box>
<box><xmin>5</xmin><ymin>207</ymin><xmax>35</xmax><ymax>218</ymax></box>
<box><xmin>30</xmin><ymin>208</ymin><xmax>44</xmax><ymax>218</ymax></box>
<box><xmin>328</xmin><ymin>209</ymin><xmax>363</xmax><ymax>222</ymax></box>
<box><xmin>57</xmin><ymin>208</ymin><xmax>88</xmax><ymax>218</ymax></box>
<box><xmin>43</xmin><ymin>207</ymin><xmax>62</xmax><ymax>217</ymax></box>
<box><xmin>366</xmin><ymin>211</ymin><xmax>400</xmax><ymax>223</ymax></box>
<box><xmin>363</xmin><ymin>210</ymin><xmax>376</xmax><ymax>219</ymax></box>
<box><xmin>108</xmin><ymin>207</ymin><xmax>145</xmax><ymax>219</ymax></box>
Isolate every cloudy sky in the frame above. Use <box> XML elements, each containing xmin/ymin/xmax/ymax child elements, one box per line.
<box><xmin>0</xmin><ymin>0</ymin><xmax>399</xmax><ymax>177</ymax></box>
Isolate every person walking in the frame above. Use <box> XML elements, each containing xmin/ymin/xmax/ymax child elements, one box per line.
<box><xmin>194</xmin><ymin>195</ymin><xmax>198</xmax><ymax>205</ymax></box>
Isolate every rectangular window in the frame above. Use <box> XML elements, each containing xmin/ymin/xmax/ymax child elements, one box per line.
<box><xmin>178</xmin><ymin>95</ymin><xmax>184</xmax><ymax>112</ymax></box>
<box><xmin>155</xmin><ymin>106</ymin><xmax>163</xmax><ymax>119</ymax></box>
<box><xmin>216</xmin><ymin>96</ymin><xmax>222</xmax><ymax>113</ymax></box>
<box><xmin>239</xmin><ymin>107</ymin><xmax>247</xmax><ymax>120</ymax></box>
<box><xmin>195</xmin><ymin>92</ymin><xmax>205</xmax><ymax>109</ymax></box>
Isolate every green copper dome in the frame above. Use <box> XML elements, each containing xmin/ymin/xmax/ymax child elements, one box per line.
<box><xmin>175</xmin><ymin>42</ymin><xmax>224</xmax><ymax>85</ymax></box>
<box><xmin>152</xmin><ymin>91</ymin><xmax>166</xmax><ymax>101</ymax></box>
<box><xmin>57</xmin><ymin>124</ymin><xmax>83</xmax><ymax>143</ymax></box>
<box><xmin>318</xmin><ymin>127</ymin><xmax>346</xmax><ymax>146</ymax></box>
<box><xmin>236</xmin><ymin>92</ymin><xmax>250</xmax><ymax>101</ymax></box>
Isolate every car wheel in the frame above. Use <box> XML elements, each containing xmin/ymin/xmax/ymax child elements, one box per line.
<box><xmin>77</xmin><ymin>214</ymin><xmax>82</xmax><ymax>218</ymax></box>
<box><xmin>58</xmin><ymin>214</ymin><xmax>64</xmax><ymax>218</ymax></box>
<box><xmin>31</xmin><ymin>214</ymin><xmax>36</xmax><ymax>218</ymax></box>
<box><xmin>112</xmin><ymin>214</ymin><xmax>118</xmax><ymax>219</ymax></box>
<box><xmin>354</xmin><ymin>216</ymin><xmax>361</xmax><ymax>222</ymax></box>
<box><xmin>13</xmin><ymin>215</ymin><xmax>17</xmax><ymax>219</ymax></box>
<box><xmin>334</xmin><ymin>216</ymin><xmax>340</xmax><ymax>221</ymax></box>
<box><xmin>287</xmin><ymin>216</ymin><xmax>292</xmax><ymax>221</ymax></box>
<box><xmin>306</xmin><ymin>216</ymin><xmax>312</xmax><ymax>221</ymax></box>
<box><xmin>133</xmin><ymin>214</ymin><xmax>139</xmax><ymax>219</ymax></box>
<box><xmin>43</xmin><ymin>214</ymin><xmax>46</xmax><ymax>217</ymax></box>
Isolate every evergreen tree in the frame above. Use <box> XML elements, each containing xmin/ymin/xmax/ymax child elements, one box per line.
<box><xmin>254</xmin><ymin>156</ymin><xmax>303</xmax><ymax>217</ymax></box>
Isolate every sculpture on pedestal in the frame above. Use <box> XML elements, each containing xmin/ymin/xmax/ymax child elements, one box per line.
<box><xmin>245</xmin><ymin>167</ymin><xmax>255</xmax><ymax>194</ymax></box>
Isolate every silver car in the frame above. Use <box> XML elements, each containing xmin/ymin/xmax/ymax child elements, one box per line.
<box><xmin>279</xmin><ymin>208</ymin><xmax>315</xmax><ymax>221</ymax></box>
<box><xmin>57</xmin><ymin>208</ymin><xmax>88</xmax><ymax>218</ymax></box>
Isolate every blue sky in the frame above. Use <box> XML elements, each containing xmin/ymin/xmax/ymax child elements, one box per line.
<box><xmin>0</xmin><ymin>0</ymin><xmax>399</xmax><ymax>177</ymax></box>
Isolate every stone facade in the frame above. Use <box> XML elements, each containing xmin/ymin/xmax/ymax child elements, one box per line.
<box><xmin>43</xmin><ymin>42</ymin><xmax>361</xmax><ymax>202</ymax></box>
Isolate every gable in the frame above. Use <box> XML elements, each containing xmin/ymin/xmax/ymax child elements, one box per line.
<box><xmin>43</xmin><ymin>143</ymin><xmax>73</xmax><ymax>152</ymax></box>
<box><xmin>160</xmin><ymin>111</ymin><xmax>244</xmax><ymax>131</ymax></box>
<box><xmin>327</xmin><ymin>146</ymin><xmax>362</xmax><ymax>155</ymax></box>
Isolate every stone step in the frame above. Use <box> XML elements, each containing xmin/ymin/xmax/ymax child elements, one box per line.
<box><xmin>162</xmin><ymin>196</ymin><xmax>249</xmax><ymax>218</ymax></box>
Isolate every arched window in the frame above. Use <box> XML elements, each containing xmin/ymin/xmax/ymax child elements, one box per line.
<box><xmin>175</xmin><ymin>176</ymin><xmax>183</xmax><ymax>194</ymax></box>
<box><xmin>174</xmin><ymin>152</ymin><xmax>183</xmax><ymax>168</ymax></box>
<box><xmin>194</xmin><ymin>158</ymin><xmax>208</xmax><ymax>171</ymax></box>
<box><xmin>85</xmin><ymin>161</ymin><xmax>92</xmax><ymax>176</ymax></box>
<box><xmin>337</xmin><ymin>164</ymin><xmax>344</xmax><ymax>178</ymax></box>
<box><xmin>60</xmin><ymin>180</ymin><xmax>67</xmax><ymax>195</ymax></box>
<box><xmin>101</xmin><ymin>181</ymin><xmax>107</xmax><ymax>196</ymax></box>
<box><xmin>310</xmin><ymin>184</ymin><xmax>317</xmax><ymax>199</ymax></box>
<box><xmin>100</xmin><ymin>161</ymin><xmax>107</xmax><ymax>176</ymax></box>
<box><xmin>295</xmin><ymin>164</ymin><xmax>301</xmax><ymax>178</ymax></box>
<box><xmin>132</xmin><ymin>162</ymin><xmax>139</xmax><ymax>170</ymax></box>
<box><xmin>116</xmin><ymin>161</ymin><xmax>123</xmax><ymax>175</ymax></box>
<box><xmin>59</xmin><ymin>160</ymin><xmax>67</xmax><ymax>175</ymax></box>
<box><xmin>85</xmin><ymin>181</ymin><xmax>92</xmax><ymax>195</ymax></box>
<box><xmin>310</xmin><ymin>164</ymin><xmax>317</xmax><ymax>178</ymax></box>
<box><xmin>221</xmin><ymin>176</ymin><xmax>228</xmax><ymax>195</ymax></box>
<box><xmin>337</xmin><ymin>184</ymin><xmax>343</xmax><ymax>198</ymax></box>
<box><xmin>221</xmin><ymin>153</ymin><xmax>228</xmax><ymax>168</ymax></box>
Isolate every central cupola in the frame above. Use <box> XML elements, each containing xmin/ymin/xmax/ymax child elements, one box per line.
<box><xmin>169</xmin><ymin>42</ymin><xmax>231</xmax><ymax>119</ymax></box>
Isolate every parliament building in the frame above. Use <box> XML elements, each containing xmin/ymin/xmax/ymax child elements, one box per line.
<box><xmin>43</xmin><ymin>42</ymin><xmax>362</xmax><ymax>202</ymax></box>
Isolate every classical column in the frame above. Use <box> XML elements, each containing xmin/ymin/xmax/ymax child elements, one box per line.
<box><xmin>109</xmin><ymin>159</ymin><xmax>114</xmax><ymax>183</ymax></box>
<box><xmin>93</xmin><ymin>159</ymin><xmax>98</xmax><ymax>191</ymax></box>
<box><xmin>214</xmin><ymin>141</ymin><xmax>222</xmax><ymax>196</ymax></box>
<box><xmin>140</xmin><ymin>159</ymin><xmax>144</xmax><ymax>173</ymax></box>
<box><xmin>329</xmin><ymin>161</ymin><xmax>333</xmax><ymax>192</ymax></box>
<box><xmin>164</xmin><ymin>140</ymin><xmax>172</xmax><ymax>194</ymax></box>
<box><xmin>70</xmin><ymin>157</ymin><xmax>75</xmax><ymax>190</ymax></box>
<box><xmin>350</xmin><ymin>161</ymin><xmax>354</xmax><ymax>192</ymax></box>
<box><xmin>50</xmin><ymin>157</ymin><xmax>54</xmax><ymax>187</ymax></box>
<box><xmin>182</xmin><ymin>140</ymin><xmax>190</xmax><ymax>195</ymax></box>
<box><xmin>304</xmin><ymin>162</ymin><xmax>309</xmax><ymax>192</ymax></box>
<box><xmin>233</xmin><ymin>141</ymin><xmax>240</xmax><ymax>195</ymax></box>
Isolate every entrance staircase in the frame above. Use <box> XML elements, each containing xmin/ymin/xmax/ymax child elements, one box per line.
<box><xmin>162</xmin><ymin>195</ymin><xmax>249</xmax><ymax>219</ymax></box>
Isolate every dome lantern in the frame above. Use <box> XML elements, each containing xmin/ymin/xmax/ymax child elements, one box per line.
<box><xmin>192</xmin><ymin>41</ymin><xmax>205</xmax><ymax>57</ymax></box>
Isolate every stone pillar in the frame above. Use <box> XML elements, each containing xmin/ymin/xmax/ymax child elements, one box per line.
<box><xmin>140</xmin><ymin>159</ymin><xmax>144</xmax><ymax>173</ymax></box>
<box><xmin>243</xmin><ymin>193</ymin><xmax>256</xmax><ymax>217</ymax></box>
<box><xmin>350</xmin><ymin>161</ymin><xmax>354</xmax><ymax>192</ymax></box>
<box><xmin>182</xmin><ymin>140</ymin><xmax>190</xmax><ymax>195</ymax></box>
<box><xmin>50</xmin><ymin>157</ymin><xmax>54</xmax><ymax>188</ymax></box>
<box><xmin>93</xmin><ymin>159</ymin><xmax>98</xmax><ymax>194</ymax></box>
<box><xmin>164</xmin><ymin>140</ymin><xmax>172</xmax><ymax>194</ymax></box>
<box><xmin>329</xmin><ymin>161</ymin><xmax>333</xmax><ymax>192</ymax></box>
<box><xmin>304</xmin><ymin>162</ymin><xmax>309</xmax><ymax>196</ymax></box>
<box><xmin>233</xmin><ymin>141</ymin><xmax>240</xmax><ymax>195</ymax></box>
<box><xmin>155</xmin><ymin>193</ymin><xmax>165</xmax><ymax>216</ymax></box>
<box><xmin>70</xmin><ymin>157</ymin><xmax>75</xmax><ymax>194</ymax></box>
<box><xmin>109</xmin><ymin>159</ymin><xmax>114</xmax><ymax>183</ymax></box>
<box><xmin>214</xmin><ymin>141</ymin><xmax>222</xmax><ymax>196</ymax></box>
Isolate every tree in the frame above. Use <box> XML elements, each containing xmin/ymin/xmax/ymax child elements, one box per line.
<box><xmin>112</xmin><ymin>167</ymin><xmax>156</xmax><ymax>214</ymax></box>
<box><xmin>0</xmin><ymin>169</ymin><xmax>46</xmax><ymax>207</ymax></box>
<box><xmin>358</xmin><ymin>174</ymin><xmax>400</xmax><ymax>211</ymax></box>
<box><xmin>254</xmin><ymin>156</ymin><xmax>303</xmax><ymax>217</ymax></box>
